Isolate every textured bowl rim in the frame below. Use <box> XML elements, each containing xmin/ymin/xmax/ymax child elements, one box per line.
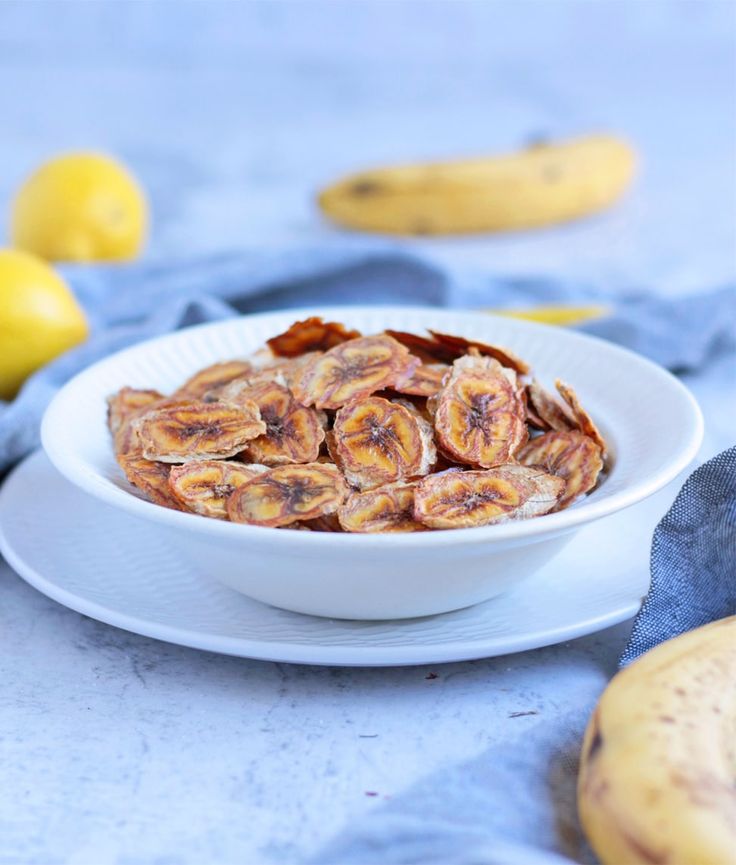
<box><xmin>41</xmin><ymin>305</ymin><xmax>704</xmax><ymax>549</ymax></box>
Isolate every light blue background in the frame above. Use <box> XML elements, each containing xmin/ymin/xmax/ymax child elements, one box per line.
<box><xmin>1</xmin><ymin>0</ymin><xmax>734</xmax><ymax>297</ymax></box>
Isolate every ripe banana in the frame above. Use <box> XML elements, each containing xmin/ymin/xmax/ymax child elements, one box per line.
<box><xmin>318</xmin><ymin>134</ymin><xmax>636</xmax><ymax>235</ymax></box>
<box><xmin>578</xmin><ymin>616</ymin><xmax>736</xmax><ymax>865</ymax></box>
<box><xmin>487</xmin><ymin>304</ymin><xmax>611</xmax><ymax>327</ymax></box>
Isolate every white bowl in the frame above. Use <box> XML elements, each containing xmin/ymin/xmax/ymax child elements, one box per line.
<box><xmin>41</xmin><ymin>306</ymin><xmax>703</xmax><ymax>620</ymax></box>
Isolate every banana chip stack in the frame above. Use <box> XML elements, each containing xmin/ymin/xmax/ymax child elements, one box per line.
<box><xmin>107</xmin><ymin>316</ymin><xmax>607</xmax><ymax>532</ymax></box>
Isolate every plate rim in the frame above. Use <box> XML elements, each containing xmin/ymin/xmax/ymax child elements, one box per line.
<box><xmin>0</xmin><ymin>451</ymin><xmax>642</xmax><ymax>667</ymax></box>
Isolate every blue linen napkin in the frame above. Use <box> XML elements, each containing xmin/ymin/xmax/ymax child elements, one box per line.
<box><xmin>0</xmin><ymin>247</ymin><xmax>734</xmax><ymax>864</ymax></box>
<box><xmin>1</xmin><ymin>246</ymin><xmax>734</xmax><ymax>473</ymax></box>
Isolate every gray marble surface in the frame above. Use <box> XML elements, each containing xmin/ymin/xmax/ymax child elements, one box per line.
<box><xmin>0</xmin><ymin>3</ymin><xmax>734</xmax><ymax>864</ymax></box>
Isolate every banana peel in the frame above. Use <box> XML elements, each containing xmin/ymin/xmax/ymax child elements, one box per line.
<box><xmin>578</xmin><ymin>616</ymin><xmax>736</xmax><ymax>865</ymax></box>
<box><xmin>318</xmin><ymin>134</ymin><xmax>636</xmax><ymax>235</ymax></box>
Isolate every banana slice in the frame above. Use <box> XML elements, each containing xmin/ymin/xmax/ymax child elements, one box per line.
<box><xmin>220</xmin><ymin>380</ymin><xmax>325</xmax><ymax>465</ymax></box>
<box><xmin>338</xmin><ymin>481</ymin><xmax>427</xmax><ymax>533</ymax></box>
<box><xmin>292</xmin><ymin>335</ymin><xmax>418</xmax><ymax>409</ymax></box>
<box><xmin>174</xmin><ymin>360</ymin><xmax>254</xmax><ymax>400</ymax></box>
<box><xmin>555</xmin><ymin>379</ymin><xmax>607</xmax><ymax>456</ymax></box>
<box><xmin>169</xmin><ymin>460</ymin><xmax>268</xmax><ymax>519</ymax></box>
<box><xmin>117</xmin><ymin>453</ymin><xmax>183</xmax><ymax>510</ymax></box>
<box><xmin>227</xmin><ymin>463</ymin><xmax>348</xmax><ymax>527</ymax></box>
<box><xmin>392</xmin><ymin>362</ymin><xmax>449</xmax><ymax>398</ymax></box>
<box><xmin>518</xmin><ymin>430</ymin><xmax>603</xmax><ymax>509</ymax></box>
<box><xmin>107</xmin><ymin>387</ymin><xmax>165</xmax><ymax>454</ymax></box>
<box><xmin>526</xmin><ymin>379</ymin><xmax>576</xmax><ymax>432</ymax></box>
<box><xmin>134</xmin><ymin>401</ymin><xmax>266</xmax><ymax>463</ymax></box>
<box><xmin>384</xmin><ymin>329</ymin><xmax>455</xmax><ymax>363</ymax></box>
<box><xmin>267</xmin><ymin>316</ymin><xmax>361</xmax><ymax>357</ymax></box>
<box><xmin>428</xmin><ymin>330</ymin><xmax>531</xmax><ymax>375</ymax></box>
<box><xmin>332</xmin><ymin>396</ymin><xmax>436</xmax><ymax>490</ymax></box>
<box><xmin>434</xmin><ymin>353</ymin><xmax>527</xmax><ymax>467</ymax></box>
<box><xmin>414</xmin><ymin>466</ymin><xmax>564</xmax><ymax>529</ymax></box>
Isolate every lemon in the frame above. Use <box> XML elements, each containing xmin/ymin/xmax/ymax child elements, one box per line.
<box><xmin>0</xmin><ymin>249</ymin><xmax>89</xmax><ymax>399</ymax></box>
<box><xmin>10</xmin><ymin>152</ymin><xmax>147</xmax><ymax>262</ymax></box>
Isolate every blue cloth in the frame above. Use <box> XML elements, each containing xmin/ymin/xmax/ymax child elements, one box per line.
<box><xmin>1</xmin><ymin>247</ymin><xmax>734</xmax><ymax>472</ymax></box>
<box><xmin>621</xmin><ymin>446</ymin><xmax>736</xmax><ymax>665</ymax></box>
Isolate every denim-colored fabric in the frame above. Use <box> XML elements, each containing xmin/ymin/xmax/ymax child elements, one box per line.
<box><xmin>620</xmin><ymin>446</ymin><xmax>736</xmax><ymax>665</ymax></box>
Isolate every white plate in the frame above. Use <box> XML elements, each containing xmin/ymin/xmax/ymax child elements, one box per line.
<box><xmin>39</xmin><ymin>306</ymin><xmax>702</xmax><ymax>619</ymax></box>
<box><xmin>0</xmin><ymin>451</ymin><xmax>675</xmax><ymax>666</ymax></box>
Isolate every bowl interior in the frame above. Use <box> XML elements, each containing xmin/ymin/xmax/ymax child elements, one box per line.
<box><xmin>41</xmin><ymin>305</ymin><xmax>703</xmax><ymax>544</ymax></box>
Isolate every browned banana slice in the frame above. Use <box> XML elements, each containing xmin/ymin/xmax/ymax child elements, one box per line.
<box><xmin>526</xmin><ymin>380</ymin><xmax>575</xmax><ymax>432</ymax></box>
<box><xmin>434</xmin><ymin>354</ymin><xmax>527</xmax><ymax>468</ymax></box>
<box><xmin>428</xmin><ymin>330</ymin><xmax>531</xmax><ymax>374</ymax></box>
<box><xmin>221</xmin><ymin>380</ymin><xmax>326</xmax><ymax>465</ymax></box>
<box><xmin>555</xmin><ymin>379</ymin><xmax>607</xmax><ymax>456</ymax></box>
<box><xmin>174</xmin><ymin>360</ymin><xmax>254</xmax><ymax>399</ymax></box>
<box><xmin>227</xmin><ymin>463</ymin><xmax>348</xmax><ymax>527</ymax></box>
<box><xmin>303</xmin><ymin>513</ymin><xmax>343</xmax><ymax>532</ymax></box>
<box><xmin>383</xmin><ymin>329</ymin><xmax>454</xmax><ymax>363</ymax></box>
<box><xmin>392</xmin><ymin>363</ymin><xmax>449</xmax><ymax>397</ymax></box>
<box><xmin>522</xmin><ymin>386</ymin><xmax>548</xmax><ymax>430</ymax></box>
<box><xmin>107</xmin><ymin>387</ymin><xmax>165</xmax><ymax>454</ymax></box>
<box><xmin>332</xmin><ymin>397</ymin><xmax>436</xmax><ymax>490</ymax></box>
<box><xmin>338</xmin><ymin>482</ymin><xmax>427</xmax><ymax>533</ymax></box>
<box><xmin>169</xmin><ymin>460</ymin><xmax>268</xmax><ymax>519</ymax></box>
<box><xmin>267</xmin><ymin>317</ymin><xmax>361</xmax><ymax>357</ymax></box>
<box><xmin>518</xmin><ymin>430</ymin><xmax>603</xmax><ymax>509</ymax></box>
<box><xmin>414</xmin><ymin>466</ymin><xmax>564</xmax><ymax>529</ymax></box>
<box><xmin>117</xmin><ymin>453</ymin><xmax>183</xmax><ymax>510</ymax></box>
<box><xmin>134</xmin><ymin>401</ymin><xmax>266</xmax><ymax>462</ymax></box>
<box><xmin>292</xmin><ymin>335</ymin><xmax>418</xmax><ymax>409</ymax></box>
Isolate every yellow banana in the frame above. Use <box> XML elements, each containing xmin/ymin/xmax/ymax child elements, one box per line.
<box><xmin>487</xmin><ymin>304</ymin><xmax>611</xmax><ymax>327</ymax></box>
<box><xmin>578</xmin><ymin>616</ymin><xmax>736</xmax><ymax>865</ymax></box>
<box><xmin>318</xmin><ymin>134</ymin><xmax>637</xmax><ymax>235</ymax></box>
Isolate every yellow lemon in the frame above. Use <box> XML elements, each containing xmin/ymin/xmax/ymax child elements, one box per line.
<box><xmin>0</xmin><ymin>249</ymin><xmax>89</xmax><ymax>399</ymax></box>
<box><xmin>10</xmin><ymin>152</ymin><xmax>148</xmax><ymax>262</ymax></box>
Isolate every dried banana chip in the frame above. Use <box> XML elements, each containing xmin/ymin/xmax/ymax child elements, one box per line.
<box><xmin>227</xmin><ymin>462</ymin><xmax>348</xmax><ymax>527</ymax></box>
<box><xmin>174</xmin><ymin>360</ymin><xmax>254</xmax><ymax>400</ymax></box>
<box><xmin>107</xmin><ymin>387</ymin><xmax>165</xmax><ymax>454</ymax></box>
<box><xmin>117</xmin><ymin>453</ymin><xmax>183</xmax><ymax>510</ymax></box>
<box><xmin>518</xmin><ymin>430</ymin><xmax>603</xmax><ymax>509</ymax></box>
<box><xmin>338</xmin><ymin>482</ymin><xmax>427</xmax><ymax>533</ymax></box>
<box><xmin>383</xmin><ymin>329</ymin><xmax>454</xmax><ymax>363</ymax></box>
<box><xmin>169</xmin><ymin>460</ymin><xmax>268</xmax><ymax>519</ymax></box>
<box><xmin>434</xmin><ymin>354</ymin><xmax>527</xmax><ymax>468</ymax></box>
<box><xmin>292</xmin><ymin>335</ymin><xmax>418</xmax><ymax>409</ymax></box>
<box><xmin>332</xmin><ymin>397</ymin><xmax>436</xmax><ymax>490</ymax></box>
<box><xmin>414</xmin><ymin>465</ymin><xmax>564</xmax><ymax>529</ymax></box>
<box><xmin>392</xmin><ymin>363</ymin><xmax>449</xmax><ymax>397</ymax></box>
<box><xmin>303</xmin><ymin>513</ymin><xmax>343</xmax><ymax>532</ymax></box>
<box><xmin>134</xmin><ymin>401</ymin><xmax>266</xmax><ymax>462</ymax></box>
<box><xmin>554</xmin><ymin>379</ymin><xmax>606</xmax><ymax>456</ymax></box>
<box><xmin>223</xmin><ymin>380</ymin><xmax>326</xmax><ymax>465</ymax></box>
<box><xmin>526</xmin><ymin>380</ymin><xmax>575</xmax><ymax>432</ymax></box>
<box><xmin>267</xmin><ymin>317</ymin><xmax>361</xmax><ymax>357</ymax></box>
<box><xmin>428</xmin><ymin>330</ymin><xmax>531</xmax><ymax>374</ymax></box>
